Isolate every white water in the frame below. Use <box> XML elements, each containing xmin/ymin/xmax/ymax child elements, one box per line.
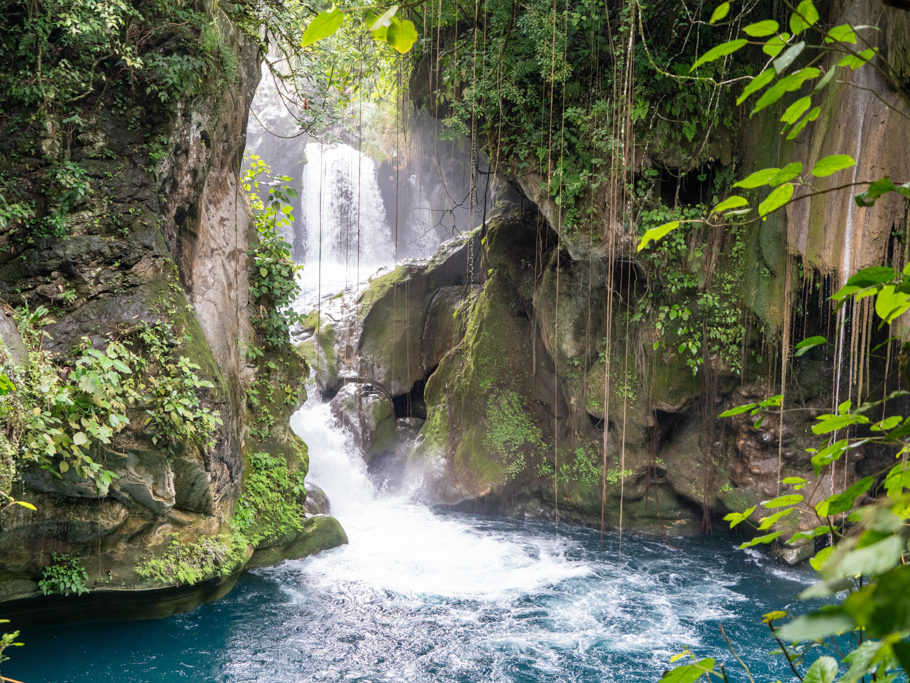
<box><xmin>297</xmin><ymin>142</ymin><xmax>396</xmax><ymax>312</ymax></box>
<box><xmin>290</xmin><ymin>397</ymin><xmax>590</xmax><ymax>601</ymax></box>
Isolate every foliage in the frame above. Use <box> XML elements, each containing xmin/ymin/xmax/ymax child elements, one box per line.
<box><xmin>136</xmin><ymin>533</ymin><xmax>245</xmax><ymax>586</ymax></box>
<box><xmin>0</xmin><ymin>620</ymin><xmax>22</xmax><ymax>667</ymax></box>
<box><xmin>0</xmin><ymin>307</ymin><xmax>222</xmax><ymax>500</ymax></box>
<box><xmin>484</xmin><ymin>391</ymin><xmax>546</xmax><ymax>480</ymax></box>
<box><xmin>244</xmin><ymin>155</ymin><xmax>305</xmax><ymax>349</ymax></box>
<box><xmin>659</xmin><ymin>2</ymin><xmax>910</xmax><ymax>676</ymax></box>
<box><xmin>301</xmin><ymin>5</ymin><xmax>418</xmax><ymax>54</ymax></box>
<box><xmin>423</xmin><ymin>0</ymin><xmax>749</xmax><ymax>234</ymax></box>
<box><xmin>641</xmin><ymin>0</ymin><xmax>908</xmax><ymax>252</ymax></box>
<box><xmin>38</xmin><ymin>553</ymin><xmax>89</xmax><ymax>596</ymax></box>
<box><xmin>636</xmin><ymin>204</ymin><xmax>747</xmax><ymax>375</ymax></box>
<box><xmin>232</xmin><ymin>450</ymin><xmax>307</xmax><ymax>547</ymax></box>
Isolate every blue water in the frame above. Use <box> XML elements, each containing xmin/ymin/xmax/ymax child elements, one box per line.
<box><xmin>4</xmin><ymin>399</ymin><xmax>817</xmax><ymax>682</ymax></box>
<box><xmin>5</xmin><ymin>520</ymin><xmax>812</xmax><ymax>682</ymax></box>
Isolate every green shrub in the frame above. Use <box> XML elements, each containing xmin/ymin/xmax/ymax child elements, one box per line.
<box><xmin>38</xmin><ymin>553</ymin><xmax>88</xmax><ymax>596</ymax></box>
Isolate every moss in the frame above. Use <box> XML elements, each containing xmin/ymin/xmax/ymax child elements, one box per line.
<box><xmin>136</xmin><ymin>533</ymin><xmax>248</xmax><ymax>587</ymax></box>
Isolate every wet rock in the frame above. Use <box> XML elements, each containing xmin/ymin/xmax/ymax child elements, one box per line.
<box><xmin>330</xmin><ymin>383</ymin><xmax>397</xmax><ymax>461</ymax></box>
<box><xmin>303</xmin><ymin>483</ymin><xmax>330</xmax><ymax>515</ymax></box>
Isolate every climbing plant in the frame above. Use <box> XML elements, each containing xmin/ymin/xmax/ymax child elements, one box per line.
<box><xmin>658</xmin><ymin>1</ymin><xmax>910</xmax><ymax>680</ymax></box>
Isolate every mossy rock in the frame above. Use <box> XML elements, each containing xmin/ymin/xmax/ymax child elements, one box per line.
<box><xmin>414</xmin><ymin>273</ymin><xmax>555</xmax><ymax>503</ymax></box>
<box><xmin>246</xmin><ymin>515</ymin><xmax>347</xmax><ymax>570</ymax></box>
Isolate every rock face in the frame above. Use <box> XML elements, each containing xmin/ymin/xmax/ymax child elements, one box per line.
<box><xmin>0</xmin><ymin>1</ymin><xmax>344</xmax><ymax>613</ymax></box>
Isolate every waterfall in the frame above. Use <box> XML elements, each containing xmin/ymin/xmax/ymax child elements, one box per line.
<box><xmin>297</xmin><ymin>142</ymin><xmax>395</xmax><ymax>310</ymax></box>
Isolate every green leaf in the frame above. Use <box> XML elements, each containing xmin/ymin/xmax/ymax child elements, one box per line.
<box><xmin>786</xmin><ymin>105</ymin><xmax>821</xmax><ymax>140</ymax></box>
<box><xmin>826</xmin><ymin>535</ymin><xmax>904</xmax><ymax>580</ymax></box>
<box><xmin>759</xmin><ymin>183</ymin><xmax>795</xmax><ymax>217</ymax></box>
<box><xmin>659</xmin><ymin>659</ymin><xmax>716</xmax><ymax>683</ymax></box>
<box><xmin>839</xmin><ymin>48</ymin><xmax>878</xmax><ymax>71</ymax></box>
<box><xmin>709</xmin><ymin>2</ymin><xmax>730</xmax><ymax>23</ymax></box>
<box><xmin>781</xmin><ymin>96</ymin><xmax>812</xmax><ymax>125</ymax></box>
<box><xmin>73</xmin><ymin>431</ymin><xmax>88</xmax><ymax>446</ymax></box>
<box><xmin>812</xmin><ymin>154</ymin><xmax>856</xmax><ymax>177</ymax></box>
<box><xmin>789</xmin><ymin>0</ymin><xmax>820</xmax><ymax>36</ymax></box>
<box><xmin>369</xmin><ymin>4</ymin><xmax>399</xmax><ymax>30</ymax></box>
<box><xmin>719</xmin><ymin>402</ymin><xmax>757</xmax><ymax>417</ymax></box>
<box><xmin>810</xmin><ymin>440</ymin><xmax>848</xmax><ymax>475</ymax></box>
<box><xmin>825</xmin><ymin>23</ymin><xmax>858</xmax><ymax>44</ymax></box>
<box><xmin>773</xmin><ymin>40</ymin><xmax>806</xmax><ymax>74</ymax></box>
<box><xmin>384</xmin><ymin>16</ymin><xmax>418</xmax><ymax>53</ymax></box>
<box><xmin>734</xmin><ymin>167</ymin><xmax>782</xmax><ymax>189</ymax></box>
<box><xmin>13</xmin><ymin>500</ymin><xmax>37</xmax><ymax>511</ymax></box>
<box><xmin>787</xmin><ymin>525</ymin><xmax>832</xmax><ymax>544</ymax></box>
<box><xmin>753</xmin><ymin>67</ymin><xmax>820</xmax><ymax>115</ymax></box>
<box><xmin>776</xmin><ymin>611</ymin><xmax>853</xmax><ymax>642</ymax></box>
<box><xmin>638</xmin><ymin>221</ymin><xmax>680</xmax><ymax>251</ymax></box>
<box><xmin>763</xmin><ymin>33</ymin><xmax>791</xmax><ymax>58</ymax></box>
<box><xmin>724</xmin><ymin>505</ymin><xmax>756</xmax><ymax>529</ymax></box>
<box><xmin>301</xmin><ymin>8</ymin><xmax>345</xmax><ymax>47</ymax></box>
<box><xmin>794</xmin><ymin>335</ymin><xmax>826</xmax><ymax>356</ymax></box>
<box><xmin>744</xmin><ymin>20</ymin><xmax>779</xmax><ymax>37</ymax></box>
<box><xmin>740</xmin><ymin>531</ymin><xmax>782</xmax><ymax>548</ymax></box>
<box><xmin>769</xmin><ymin>162</ymin><xmax>803</xmax><ymax>186</ymax></box>
<box><xmin>875</xmin><ymin>284</ymin><xmax>910</xmax><ymax>324</ymax></box>
<box><xmin>803</xmin><ymin>656</ymin><xmax>839</xmax><ymax>683</ymax></box>
<box><xmin>758</xmin><ymin>507</ymin><xmax>795</xmax><ymax>530</ymax></box>
<box><xmin>737</xmin><ymin>69</ymin><xmax>777</xmax><ymax>105</ymax></box>
<box><xmin>843</xmin><ymin>265</ymin><xmax>897</xmax><ymax>289</ymax></box>
<box><xmin>711</xmin><ymin>195</ymin><xmax>749</xmax><ymax>213</ymax></box>
<box><xmin>825</xmin><ymin>476</ymin><xmax>875</xmax><ymax>516</ymax></box>
<box><xmin>691</xmin><ymin>39</ymin><xmax>748</xmax><ymax>71</ymax></box>
<box><xmin>762</xmin><ymin>493</ymin><xmax>803</xmax><ymax>509</ymax></box>
<box><xmin>856</xmin><ymin>177</ymin><xmax>898</xmax><ymax>207</ymax></box>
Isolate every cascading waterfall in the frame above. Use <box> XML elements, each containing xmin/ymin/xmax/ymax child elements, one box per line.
<box><xmin>297</xmin><ymin>142</ymin><xmax>395</xmax><ymax>311</ymax></box>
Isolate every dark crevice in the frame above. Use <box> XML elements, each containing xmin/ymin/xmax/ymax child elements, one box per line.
<box><xmin>392</xmin><ymin>366</ymin><xmax>437</xmax><ymax>419</ymax></box>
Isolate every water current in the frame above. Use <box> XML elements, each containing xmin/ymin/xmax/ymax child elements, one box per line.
<box><xmin>8</xmin><ymin>396</ymin><xmax>815</xmax><ymax>682</ymax></box>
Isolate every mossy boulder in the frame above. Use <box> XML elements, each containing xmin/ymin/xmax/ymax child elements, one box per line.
<box><xmin>329</xmin><ymin>383</ymin><xmax>397</xmax><ymax>462</ymax></box>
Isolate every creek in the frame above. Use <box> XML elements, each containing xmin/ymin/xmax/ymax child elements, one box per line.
<box><xmin>7</xmin><ymin>394</ymin><xmax>813</xmax><ymax>682</ymax></box>
<box><xmin>7</xmin><ymin>138</ymin><xmax>815</xmax><ymax>683</ymax></box>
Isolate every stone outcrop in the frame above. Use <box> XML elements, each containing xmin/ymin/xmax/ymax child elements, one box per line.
<box><xmin>0</xmin><ymin>1</ymin><xmax>344</xmax><ymax>614</ymax></box>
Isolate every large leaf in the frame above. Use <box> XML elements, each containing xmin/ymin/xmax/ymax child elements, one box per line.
<box><xmin>825</xmin><ymin>23</ymin><xmax>858</xmax><ymax>44</ymax></box>
<box><xmin>826</xmin><ymin>535</ymin><xmax>904</xmax><ymax>581</ymax></box>
<box><xmin>744</xmin><ymin>20</ymin><xmax>780</xmax><ymax>37</ymax></box>
<box><xmin>734</xmin><ymin>167</ymin><xmax>783</xmax><ymax>189</ymax></box>
<box><xmin>759</xmin><ymin>183</ymin><xmax>795</xmax><ymax>217</ymax></box>
<box><xmin>776</xmin><ymin>610</ymin><xmax>854</xmax><ymax>642</ymax></box>
<box><xmin>301</xmin><ymin>8</ymin><xmax>345</xmax><ymax>47</ymax></box>
<box><xmin>753</xmin><ymin>67</ymin><xmax>820</xmax><ymax>115</ymax></box>
<box><xmin>638</xmin><ymin>221</ymin><xmax>680</xmax><ymax>251</ymax></box>
<box><xmin>709</xmin><ymin>2</ymin><xmax>730</xmax><ymax>23</ymax></box>
<box><xmin>691</xmin><ymin>39</ymin><xmax>748</xmax><ymax>71</ymax></box>
<box><xmin>773</xmin><ymin>40</ymin><xmax>806</xmax><ymax>73</ymax></box>
<box><xmin>659</xmin><ymin>659</ymin><xmax>716</xmax><ymax>683</ymax></box>
<box><xmin>738</xmin><ymin>69</ymin><xmax>777</xmax><ymax>104</ymax></box>
<box><xmin>839</xmin><ymin>48</ymin><xmax>878</xmax><ymax>71</ymax></box>
<box><xmin>781</xmin><ymin>96</ymin><xmax>812</xmax><ymax>125</ymax></box>
<box><xmin>385</xmin><ymin>16</ymin><xmax>418</xmax><ymax>53</ymax></box>
<box><xmin>763</xmin><ymin>32</ymin><xmax>791</xmax><ymax>58</ymax></box>
<box><xmin>875</xmin><ymin>284</ymin><xmax>910</xmax><ymax>324</ymax></box>
<box><xmin>812</xmin><ymin>154</ymin><xmax>856</xmax><ymax>177</ymax></box>
<box><xmin>803</xmin><ymin>656</ymin><xmax>839</xmax><ymax>683</ymax></box>
<box><xmin>794</xmin><ymin>335</ymin><xmax>826</xmax><ymax>356</ymax></box>
<box><xmin>789</xmin><ymin>0</ymin><xmax>820</xmax><ymax>36</ymax></box>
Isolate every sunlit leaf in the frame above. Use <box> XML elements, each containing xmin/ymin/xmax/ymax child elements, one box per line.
<box><xmin>763</xmin><ymin>33</ymin><xmax>791</xmax><ymax>58</ymax></box>
<box><xmin>719</xmin><ymin>402</ymin><xmax>757</xmax><ymax>417</ymax></box>
<box><xmin>838</xmin><ymin>48</ymin><xmax>878</xmax><ymax>70</ymax></box>
<box><xmin>875</xmin><ymin>284</ymin><xmax>910</xmax><ymax>324</ymax></box>
<box><xmin>711</xmin><ymin>195</ymin><xmax>749</xmax><ymax>214</ymax></box>
<box><xmin>753</xmin><ymin>67</ymin><xmax>820</xmax><ymax>115</ymax></box>
<box><xmin>385</xmin><ymin>16</ymin><xmax>418</xmax><ymax>53</ymax></box>
<box><xmin>737</xmin><ymin>69</ymin><xmax>776</xmax><ymax>105</ymax></box>
<box><xmin>691</xmin><ymin>39</ymin><xmax>748</xmax><ymax>71</ymax></box>
<box><xmin>825</xmin><ymin>23</ymin><xmax>858</xmax><ymax>44</ymax></box>
<box><xmin>777</xmin><ymin>611</ymin><xmax>853</xmax><ymax>643</ymax></box>
<box><xmin>638</xmin><ymin>221</ymin><xmax>680</xmax><ymax>251</ymax></box>
<box><xmin>301</xmin><ymin>8</ymin><xmax>345</xmax><ymax>47</ymax></box>
<box><xmin>763</xmin><ymin>494</ymin><xmax>803</xmax><ymax>509</ymax></box>
<box><xmin>803</xmin><ymin>655</ymin><xmax>839</xmax><ymax>683</ymax></box>
<box><xmin>709</xmin><ymin>2</ymin><xmax>730</xmax><ymax>23</ymax></box>
<box><xmin>744</xmin><ymin>20</ymin><xmax>779</xmax><ymax>37</ymax></box>
<box><xmin>781</xmin><ymin>96</ymin><xmax>812</xmax><ymax>125</ymax></box>
<box><xmin>759</xmin><ymin>183</ymin><xmax>795</xmax><ymax>217</ymax></box>
<box><xmin>795</xmin><ymin>335</ymin><xmax>826</xmax><ymax>356</ymax></box>
<box><xmin>786</xmin><ymin>105</ymin><xmax>821</xmax><ymax>140</ymax></box>
<box><xmin>812</xmin><ymin>154</ymin><xmax>856</xmax><ymax>177</ymax></box>
<box><xmin>789</xmin><ymin>0</ymin><xmax>820</xmax><ymax>36</ymax></box>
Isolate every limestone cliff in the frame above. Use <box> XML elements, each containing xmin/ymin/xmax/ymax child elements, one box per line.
<box><xmin>0</xmin><ymin>0</ymin><xmax>344</xmax><ymax>616</ymax></box>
